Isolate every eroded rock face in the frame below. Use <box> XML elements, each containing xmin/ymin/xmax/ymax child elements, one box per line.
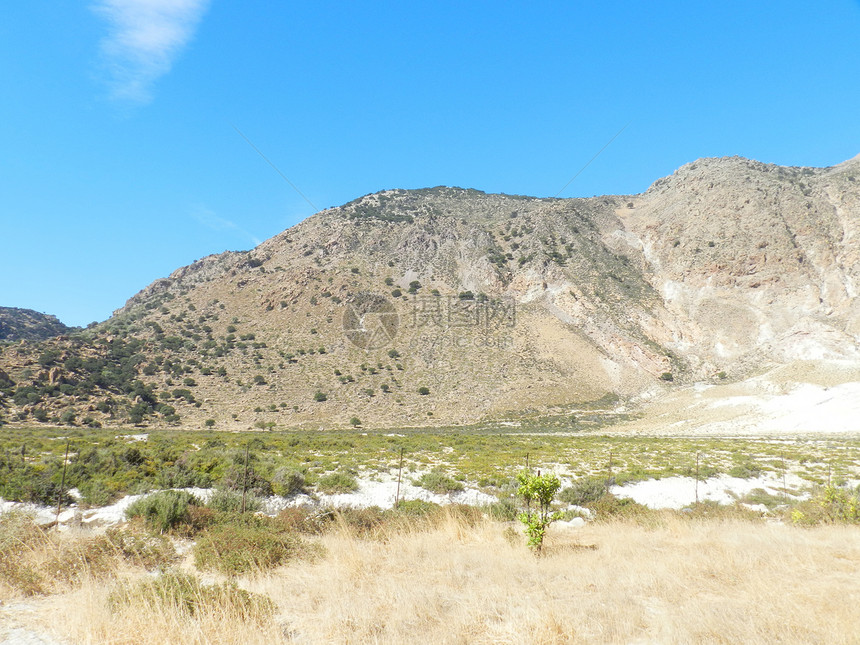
<box><xmin>614</xmin><ymin>155</ymin><xmax>860</xmax><ymax>371</ymax></box>
<box><xmin>2</xmin><ymin>155</ymin><xmax>859</xmax><ymax>428</ymax></box>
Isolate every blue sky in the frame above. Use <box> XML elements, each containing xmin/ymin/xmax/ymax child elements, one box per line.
<box><xmin>2</xmin><ymin>1</ymin><xmax>859</xmax><ymax>327</ymax></box>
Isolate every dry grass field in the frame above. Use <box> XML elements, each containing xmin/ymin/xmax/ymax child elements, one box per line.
<box><xmin>3</xmin><ymin>509</ymin><xmax>860</xmax><ymax>645</ymax></box>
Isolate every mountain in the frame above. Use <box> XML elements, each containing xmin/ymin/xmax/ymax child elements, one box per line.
<box><xmin>1</xmin><ymin>154</ymin><xmax>858</xmax><ymax>430</ymax></box>
<box><xmin>0</xmin><ymin>307</ymin><xmax>75</xmax><ymax>342</ymax></box>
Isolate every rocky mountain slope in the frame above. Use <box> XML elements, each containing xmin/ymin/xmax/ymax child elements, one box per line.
<box><xmin>0</xmin><ymin>307</ymin><xmax>75</xmax><ymax>342</ymax></box>
<box><xmin>1</xmin><ymin>154</ymin><xmax>858</xmax><ymax>430</ymax></box>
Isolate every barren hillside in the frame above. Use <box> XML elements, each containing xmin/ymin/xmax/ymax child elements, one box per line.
<box><xmin>1</xmin><ymin>154</ymin><xmax>858</xmax><ymax>430</ymax></box>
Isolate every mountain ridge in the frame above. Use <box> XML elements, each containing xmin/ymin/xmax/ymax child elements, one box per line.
<box><xmin>1</xmin><ymin>153</ymin><xmax>858</xmax><ymax>431</ymax></box>
<box><xmin>0</xmin><ymin>307</ymin><xmax>76</xmax><ymax>342</ymax></box>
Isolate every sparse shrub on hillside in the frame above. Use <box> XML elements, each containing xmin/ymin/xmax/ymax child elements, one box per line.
<box><xmin>314</xmin><ymin>391</ymin><xmax>328</xmax><ymax>402</ymax></box>
<box><xmin>417</xmin><ymin>386</ymin><xmax>430</xmax><ymax>395</ymax></box>
<box><xmin>660</xmin><ymin>372</ymin><xmax>674</xmax><ymax>381</ymax></box>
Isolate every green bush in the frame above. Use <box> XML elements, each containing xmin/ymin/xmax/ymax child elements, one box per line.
<box><xmin>728</xmin><ymin>461</ymin><xmax>762</xmax><ymax>479</ymax></box>
<box><xmin>738</xmin><ymin>488</ymin><xmax>782</xmax><ymax>509</ymax></box>
<box><xmin>194</xmin><ymin>517</ymin><xmax>318</xmax><ymax>575</ymax></box>
<box><xmin>205</xmin><ymin>489</ymin><xmax>263</xmax><ymax>513</ymax></box>
<box><xmin>125</xmin><ymin>490</ymin><xmax>201</xmax><ymax>533</ymax></box>
<box><xmin>333</xmin><ymin>507</ymin><xmax>388</xmax><ymax>538</ymax></box>
<box><xmin>0</xmin><ymin>462</ymin><xmax>72</xmax><ymax>506</ymax></box>
<box><xmin>77</xmin><ymin>477</ymin><xmax>124</xmax><ymax>507</ymax></box>
<box><xmin>156</xmin><ymin>461</ymin><xmax>213</xmax><ymax>489</ymax></box>
<box><xmin>791</xmin><ymin>485</ymin><xmax>860</xmax><ymax>526</ymax></box>
<box><xmin>415</xmin><ymin>468</ymin><xmax>464</xmax><ymax>494</ymax></box>
<box><xmin>392</xmin><ymin>499</ymin><xmax>441</xmax><ymax>516</ymax></box>
<box><xmin>675</xmin><ymin>500</ymin><xmax>762</xmax><ymax>522</ymax></box>
<box><xmin>588</xmin><ymin>493</ymin><xmax>655</xmax><ymax>523</ymax></box>
<box><xmin>276</xmin><ymin>507</ymin><xmax>334</xmax><ymax>535</ymax></box>
<box><xmin>559</xmin><ymin>477</ymin><xmax>606</xmax><ymax>506</ymax></box>
<box><xmin>220</xmin><ymin>464</ymin><xmax>274</xmax><ymax>497</ymax></box>
<box><xmin>272</xmin><ymin>467</ymin><xmax>307</xmax><ymax>497</ymax></box>
<box><xmin>485</xmin><ymin>498</ymin><xmax>519</xmax><ymax>521</ymax></box>
<box><xmin>317</xmin><ymin>472</ymin><xmax>359</xmax><ymax>494</ymax></box>
<box><xmin>102</xmin><ymin>527</ymin><xmax>178</xmax><ymax>569</ymax></box>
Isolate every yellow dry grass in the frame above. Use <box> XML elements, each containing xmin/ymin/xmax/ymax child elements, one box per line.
<box><xmin>11</xmin><ymin>514</ymin><xmax>860</xmax><ymax>644</ymax></box>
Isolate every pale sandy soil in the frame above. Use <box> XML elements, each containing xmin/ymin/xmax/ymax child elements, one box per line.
<box><xmin>610</xmin><ymin>359</ymin><xmax>860</xmax><ymax>436</ymax></box>
<box><xmin>609</xmin><ymin>472</ymin><xmax>808</xmax><ymax>509</ymax></box>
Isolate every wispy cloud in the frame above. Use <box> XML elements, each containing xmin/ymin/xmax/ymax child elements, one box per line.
<box><xmin>93</xmin><ymin>0</ymin><xmax>210</xmax><ymax>104</ymax></box>
<box><xmin>191</xmin><ymin>206</ymin><xmax>262</xmax><ymax>248</ymax></box>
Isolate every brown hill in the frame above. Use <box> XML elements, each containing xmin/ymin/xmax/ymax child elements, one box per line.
<box><xmin>1</xmin><ymin>155</ymin><xmax>858</xmax><ymax>430</ymax></box>
<box><xmin>0</xmin><ymin>307</ymin><xmax>75</xmax><ymax>342</ymax></box>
